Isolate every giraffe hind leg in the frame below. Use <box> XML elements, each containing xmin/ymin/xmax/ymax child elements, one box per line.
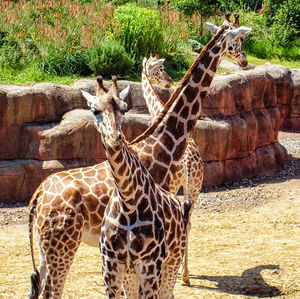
<box><xmin>29</xmin><ymin>222</ymin><xmax>47</xmax><ymax>298</ymax></box>
<box><xmin>40</xmin><ymin>241</ymin><xmax>80</xmax><ymax>299</ymax></box>
<box><xmin>38</xmin><ymin>215</ymin><xmax>83</xmax><ymax>297</ymax></box>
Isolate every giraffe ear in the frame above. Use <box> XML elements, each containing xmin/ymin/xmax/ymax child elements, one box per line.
<box><xmin>230</xmin><ymin>26</ymin><xmax>252</xmax><ymax>39</ymax></box>
<box><xmin>119</xmin><ymin>85</ymin><xmax>131</xmax><ymax>102</ymax></box>
<box><xmin>206</xmin><ymin>22</ymin><xmax>219</xmax><ymax>35</ymax></box>
<box><xmin>142</xmin><ymin>57</ymin><xmax>148</xmax><ymax>68</ymax></box>
<box><xmin>151</xmin><ymin>59</ymin><xmax>165</xmax><ymax>68</ymax></box>
<box><xmin>81</xmin><ymin>90</ymin><xmax>97</xmax><ymax>109</ymax></box>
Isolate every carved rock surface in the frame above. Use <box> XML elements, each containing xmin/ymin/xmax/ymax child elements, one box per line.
<box><xmin>0</xmin><ymin>64</ymin><xmax>297</xmax><ymax>203</ymax></box>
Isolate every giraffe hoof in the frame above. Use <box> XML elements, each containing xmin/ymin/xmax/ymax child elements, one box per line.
<box><xmin>181</xmin><ymin>274</ymin><xmax>191</xmax><ymax>286</ymax></box>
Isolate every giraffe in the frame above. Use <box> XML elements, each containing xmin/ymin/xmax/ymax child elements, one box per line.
<box><xmin>207</xmin><ymin>13</ymin><xmax>246</xmax><ymax>65</ymax></box>
<box><xmin>88</xmin><ymin>75</ymin><xmax>189</xmax><ymax>298</ymax></box>
<box><xmin>142</xmin><ymin>52</ymin><xmax>174</xmax><ymax>89</ymax></box>
<box><xmin>142</xmin><ymin>52</ymin><xmax>204</xmax><ymax>285</ymax></box>
<box><xmin>29</xmin><ymin>22</ymin><xmax>251</xmax><ymax>298</ymax></box>
<box><xmin>28</xmin><ymin>79</ymin><xmax>131</xmax><ymax>299</ymax></box>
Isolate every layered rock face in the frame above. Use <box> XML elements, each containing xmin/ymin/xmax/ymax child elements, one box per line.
<box><xmin>0</xmin><ymin>64</ymin><xmax>298</xmax><ymax>203</ymax></box>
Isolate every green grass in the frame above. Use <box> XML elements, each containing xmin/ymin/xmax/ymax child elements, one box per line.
<box><xmin>1</xmin><ymin>1</ymin><xmax>299</xmax><ymax>85</ymax></box>
<box><xmin>1</xmin><ymin>54</ymin><xmax>299</xmax><ymax>86</ymax></box>
<box><xmin>224</xmin><ymin>54</ymin><xmax>300</xmax><ymax>69</ymax></box>
<box><xmin>216</xmin><ymin>67</ymin><xmax>232</xmax><ymax>74</ymax></box>
<box><xmin>247</xmin><ymin>55</ymin><xmax>300</xmax><ymax>69</ymax></box>
<box><xmin>0</xmin><ymin>66</ymin><xmax>85</xmax><ymax>85</ymax></box>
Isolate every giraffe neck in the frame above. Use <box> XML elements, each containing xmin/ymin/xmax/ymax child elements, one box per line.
<box><xmin>129</xmin><ymin>27</ymin><xmax>226</xmax><ymax>188</ymax></box>
<box><xmin>142</xmin><ymin>71</ymin><xmax>164</xmax><ymax>120</ymax></box>
<box><xmin>131</xmin><ymin>27</ymin><xmax>226</xmax><ymax>148</ymax></box>
<box><xmin>104</xmin><ymin>136</ymin><xmax>153</xmax><ymax>209</ymax></box>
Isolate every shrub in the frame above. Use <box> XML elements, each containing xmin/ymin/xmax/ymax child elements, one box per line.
<box><xmin>238</xmin><ymin>7</ymin><xmax>300</xmax><ymax>61</ymax></box>
<box><xmin>0</xmin><ymin>38</ymin><xmax>23</xmax><ymax>69</ymax></box>
<box><xmin>243</xmin><ymin>38</ymin><xmax>273</xmax><ymax>59</ymax></box>
<box><xmin>111</xmin><ymin>3</ymin><xmax>163</xmax><ymax>62</ymax></box>
<box><xmin>85</xmin><ymin>39</ymin><xmax>134</xmax><ymax>78</ymax></box>
<box><xmin>40</xmin><ymin>47</ymin><xmax>90</xmax><ymax>76</ymax></box>
<box><xmin>267</xmin><ymin>1</ymin><xmax>299</xmax><ymax>47</ymax></box>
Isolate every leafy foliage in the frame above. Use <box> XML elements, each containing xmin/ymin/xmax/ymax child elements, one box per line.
<box><xmin>40</xmin><ymin>47</ymin><xmax>90</xmax><ymax>76</ymax></box>
<box><xmin>111</xmin><ymin>3</ymin><xmax>163</xmax><ymax>61</ymax></box>
<box><xmin>218</xmin><ymin>0</ymin><xmax>263</xmax><ymax>11</ymax></box>
<box><xmin>86</xmin><ymin>39</ymin><xmax>134</xmax><ymax>77</ymax></box>
<box><xmin>0</xmin><ymin>38</ymin><xmax>23</xmax><ymax>68</ymax></box>
<box><xmin>0</xmin><ymin>0</ymin><xmax>299</xmax><ymax>84</ymax></box>
<box><xmin>170</xmin><ymin>0</ymin><xmax>218</xmax><ymax>19</ymax></box>
<box><xmin>267</xmin><ymin>0</ymin><xmax>300</xmax><ymax>47</ymax></box>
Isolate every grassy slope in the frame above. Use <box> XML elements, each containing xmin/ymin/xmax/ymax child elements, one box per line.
<box><xmin>0</xmin><ymin>56</ymin><xmax>299</xmax><ymax>85</ymax></box>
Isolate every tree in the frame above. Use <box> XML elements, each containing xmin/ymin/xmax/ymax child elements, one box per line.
<box><xmin>218</xmin><ymin>0</ymin><xmax>263</xmax><ymax>11</ymax></box>
<box><xmin>170</xmin><ymin>0</ymin><xmax>219</xmax><ymax>35</ymax></box>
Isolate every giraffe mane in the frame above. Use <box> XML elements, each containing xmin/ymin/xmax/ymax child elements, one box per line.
<box><xmin>177</xmin><ymin>25</ymin><xmax>226</xmax><ymax>89</ymax></box>
<box><xmin>129</xmin><ymin>26</ymin><xmax>226</xmax><ymax>146</ymax></box>
<box><xmin>143</xmin><ymin>69</ymin><xmax>165</xmax><ymax>106</ymax></box>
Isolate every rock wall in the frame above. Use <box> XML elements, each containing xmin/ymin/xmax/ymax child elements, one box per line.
<box><xmin>0</xmin><ymin>64</ymin><xmax>298</xmax><ymax>203</ymax></box>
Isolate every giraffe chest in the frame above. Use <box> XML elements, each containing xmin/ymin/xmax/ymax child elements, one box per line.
<box><xmin>101</xmin><ymin>197</ymin><xmax>167</xmax><ymax>259</ymax></box>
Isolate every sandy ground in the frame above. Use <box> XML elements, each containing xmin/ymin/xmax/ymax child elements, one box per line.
<box><xmin>0</xmin><ymin>133</ymin><xmax>299</xmax><ymax>298</ymax></box>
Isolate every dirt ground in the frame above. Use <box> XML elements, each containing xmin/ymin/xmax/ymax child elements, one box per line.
<box><xmin>0</xmin><ymin>132</ymin><xmax>299</xmax><ymax>298</ymax></box>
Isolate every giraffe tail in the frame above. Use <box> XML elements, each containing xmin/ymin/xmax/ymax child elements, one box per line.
<box><xmin>28</xmin><ymin>193</ymin><xmax>40</xmax><ymax>299</ymax></box>
<box><xmin>182</xmin><ymin>200</ymin><xmax>192</xmax><ymax>229</ymax></box>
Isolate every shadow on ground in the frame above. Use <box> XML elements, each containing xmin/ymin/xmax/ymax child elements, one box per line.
<box><xmin>188</xmin><ymin>265</ymin><xmax>282</xmax><ymax>297</ymax></box>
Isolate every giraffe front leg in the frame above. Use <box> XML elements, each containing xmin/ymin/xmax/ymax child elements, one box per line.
<box><xmin>123</xmin><ymin>271</ymin><xmax>140</xmax><ymax>298</ymax></box>
<box><xmin>181</xmin><ymin>212</ymin><xmax>192</xmax><ymax>286</ymax></box>
<box><xmin>137</xmin><ymin>260</ymin><xmax>162</xmax><ymax>299</ymax></box>
<box><xmin>181</xmin><ymin>168</ymin><xmax>191</xmax><ymax>286</ymax></box>
<box><xmin>102</xmin><ymin>254</ymin><xmax>126</xmax><ymax>299</ymax></box>
<box><xmin>160</xmin><ymin>259</ymin><xmax>183</xmax><ymax>298</ymax></box>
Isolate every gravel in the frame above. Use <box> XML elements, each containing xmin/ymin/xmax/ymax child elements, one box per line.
<box><xmin>1</xmin><ymin>131</ymin><xmax>299</xmax><ymax>225</ymax></box>
<box><xmin>197</xmin><ymin>131</ymin><xmax>300</xmax><ymax>213</ymax></box>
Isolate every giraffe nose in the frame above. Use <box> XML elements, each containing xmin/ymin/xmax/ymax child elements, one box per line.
<box><xmin>239</xmin><ymin>59</ymin><xmax>248</xmax><ymax>67</ymax></box>
<box><xmin>92</xmin><ymin>108</ymin><xmax>100</xmax><ymax>116</ymax></box>
<box><xmin>111</xmin><ymin>132</ymin><xmax>121</xmax><ymax>141</ymax></box>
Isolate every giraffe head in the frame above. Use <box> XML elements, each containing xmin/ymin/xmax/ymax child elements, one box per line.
<box><xmin>82</xmin><ymin>76</ymin><xmax>130</xmax><ymax>149</ymax></box>
<box><xmin>142</xmin><ymin>52</ymin><xmax>174</xmax><ymax>88</ymax></box>
<box><xmin>207</xmin><ymin>14</ymin><xmax>251</xmax><ymax>67</ymax></box>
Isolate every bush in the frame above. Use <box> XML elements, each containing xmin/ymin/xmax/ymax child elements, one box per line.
<box><xmin>111</xmin><ymin>3</ymin><xmax>163</xmax><ymax>62</ymax></box>
<box><xmin>243</xmin><ymin>38</ymin><xmax>273</xmax><ymax>59</ymax></box>
<box><xmin>40</xmin><ymin>47</ymin><xmax>90</xmax><ymax>76</ymax></box>
<box><xmin>267</xmin><ymin>1</ymin><xmax>299</xmax><ymax>47</ymax></box>
<box><xmin>0</xmin><ymin>38</ymin><xmax>23</xmax><ymax>69</ymax></box>
<box><xmin>238</xmin><ymin>7</ymin><xmax>300</xmax><ymax>61</ymax></box>
<box><xmin>85</xmin><ymin>39</ymin><xmax>134</xmax><ymax>78</ymax></box>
